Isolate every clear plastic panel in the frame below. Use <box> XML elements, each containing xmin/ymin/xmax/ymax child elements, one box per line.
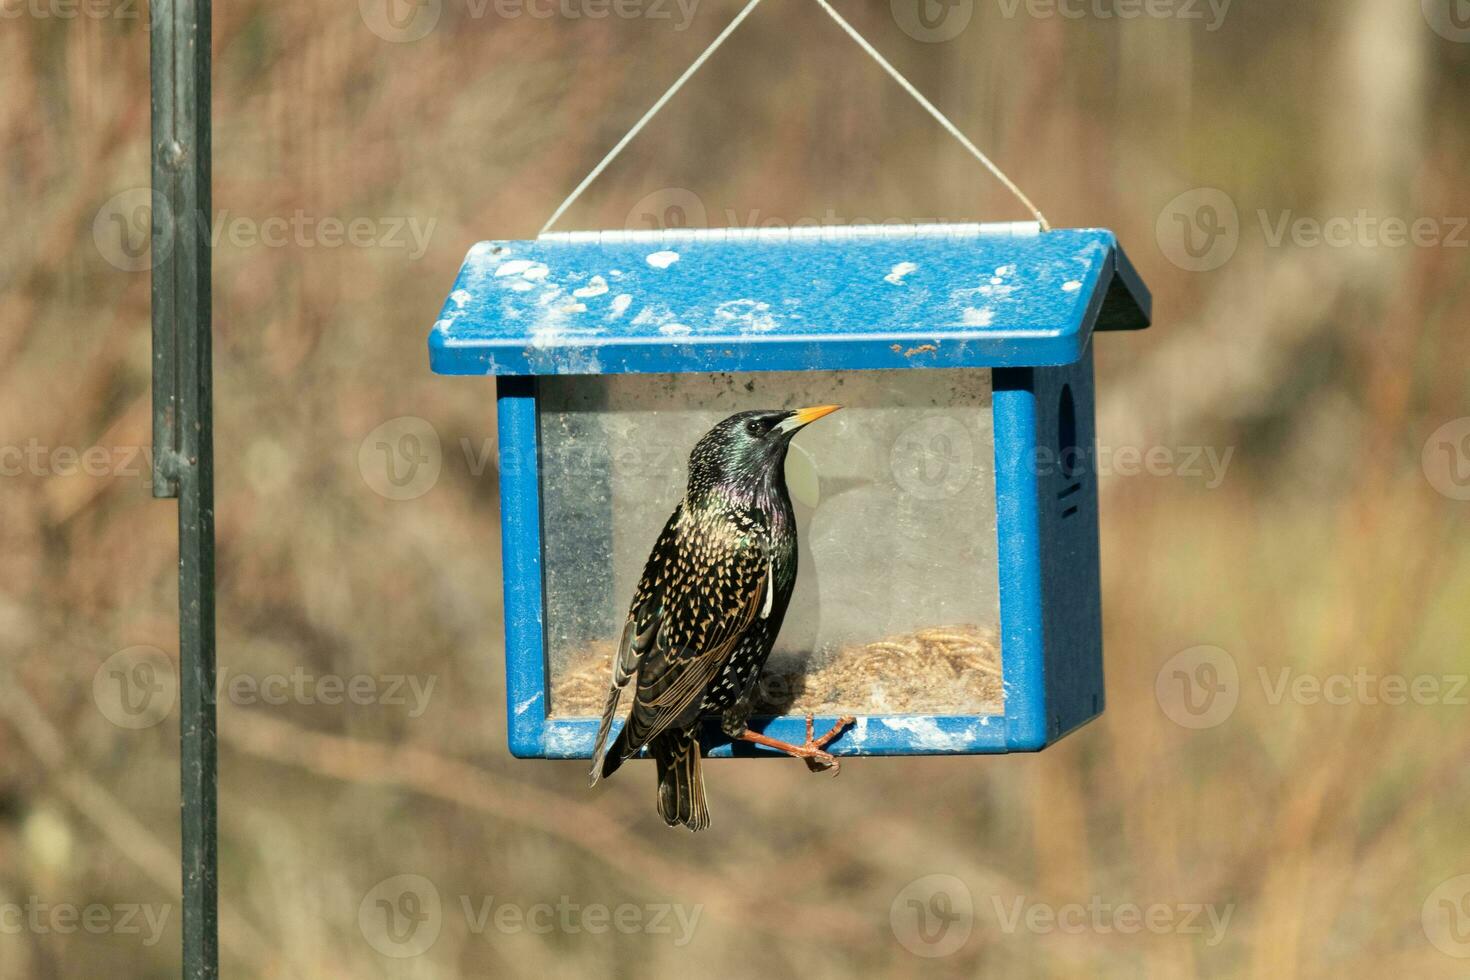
<box><xmin>538</xmin><ymin>370</ymin><xmax>1002</xmax><ymax>718</ymax></box>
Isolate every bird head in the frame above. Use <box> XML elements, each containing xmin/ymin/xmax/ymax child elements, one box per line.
<box><xmin>687</xmin><ymin>406</ymin><xmax>841</xmax><ymax>502</ymax></box>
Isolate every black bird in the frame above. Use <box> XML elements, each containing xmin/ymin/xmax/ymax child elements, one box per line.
<box><xmin>589</xmin><ymin>405</ymin><xmax>854</xmax><ymax>831</ymax></box>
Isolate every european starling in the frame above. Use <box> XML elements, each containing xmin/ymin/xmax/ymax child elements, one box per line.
<box><xmin>589</xmin><ymin>405</ymin><xmax>854</xmax><ymax>831</ymax></box>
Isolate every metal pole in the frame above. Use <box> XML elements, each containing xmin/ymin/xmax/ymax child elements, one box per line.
<box><xmin>150</xmin><ymin>1</ymin><xmax>218</xmax><ymax>977</ymax></box>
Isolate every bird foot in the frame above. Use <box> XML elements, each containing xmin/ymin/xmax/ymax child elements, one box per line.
<box><xmin>736</xmin><ymin>715</ymin><xmax>856</xmax><ymax>775</ymax></box>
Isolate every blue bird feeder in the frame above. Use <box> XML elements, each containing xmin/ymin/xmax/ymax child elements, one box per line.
<box><xmin>428</xmin><ymin>222</ymin><xmax>1151</xmax><ymax>760</ymax></box>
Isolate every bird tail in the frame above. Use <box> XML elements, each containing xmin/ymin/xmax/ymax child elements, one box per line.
<box><xmin>588</xmin><ymin>684</ymin><xmax>622</xmax><ymax>787</ymax></box>
<box><xmin>589</xmin><ymin>619</ymin><xmax>642</xmax><ymax>786</ymax></box>
<box><xmin>652</xmin><ymin>730</ymin><xmax>710</xmax><ymax>832</ymax></box>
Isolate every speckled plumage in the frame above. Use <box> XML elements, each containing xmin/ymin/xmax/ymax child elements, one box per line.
<box><xmin>589</xmin><ymin>408</ymin><xmax>829</xmax><ymax>831</ymax></box>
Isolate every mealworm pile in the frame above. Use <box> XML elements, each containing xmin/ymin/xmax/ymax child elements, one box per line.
<box><xmin>549</xmin><ymin>623</ymin><xmax>1004</xmax><ymax>717</ymax></box>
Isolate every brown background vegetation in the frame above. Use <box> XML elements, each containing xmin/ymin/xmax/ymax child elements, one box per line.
<box><xmin>2</xmin><ymin>0</ymin><xmax>1468</xmax><ymax>975</ymax></box>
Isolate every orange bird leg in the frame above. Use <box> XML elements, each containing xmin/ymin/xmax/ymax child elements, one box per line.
<box><xmin>736</xmin><ymin>715</ymin><xmax>857</xmax><ymax>774</ymax></box>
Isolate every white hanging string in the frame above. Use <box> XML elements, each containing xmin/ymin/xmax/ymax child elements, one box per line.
<box><xmin>538</xmin><ymin>0</ymin><xmax>768</xmax><ymax>237</ymax></box>
<box><xmin>539</xmin><ymin>0</ymin><xmax>1051</xmax><ymax>237</ymax></box>
<box><xmin>810</xmin><ymin>0</ymin><xmax>1050</xmax><ymax>232</ymax></box>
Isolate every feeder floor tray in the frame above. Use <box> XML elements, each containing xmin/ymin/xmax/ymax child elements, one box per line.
<box><xmin>549</xmin><ymin>623</ymin><xmax>1004</xmax><ymax>719</ymax></box>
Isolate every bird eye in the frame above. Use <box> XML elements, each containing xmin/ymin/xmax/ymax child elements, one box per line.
<box><xmin>744</xmin><ymin>419</ymin><xmax>762</xmax><ymax>437</ymax></box>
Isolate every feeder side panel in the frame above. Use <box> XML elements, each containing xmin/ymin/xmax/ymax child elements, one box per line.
<box><xmin>992</xmin><ymin>367</ymin><xmax>1048</xmax><ymax>750</ymax></box>
<box><xmin>498</xmin><ymin>377</ymin><xmax>552</xmax><ymax>757</ymax></box>
<box><xmin>1035</xmin><ymin>350</ymin><xmax>1106</xmax><ymax>743</ymax></box>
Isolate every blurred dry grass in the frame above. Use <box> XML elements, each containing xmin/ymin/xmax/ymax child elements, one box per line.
<box><xmin>1</xmin><ymin>0</ymin><xmax>1469</xmax><ymax>976</ymax></box>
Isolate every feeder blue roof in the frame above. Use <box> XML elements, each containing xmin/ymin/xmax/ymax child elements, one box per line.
<box><xmin>427</xmin><ymin>224</ymin><xmax>1151</xmax><ymax>376</ymax></box>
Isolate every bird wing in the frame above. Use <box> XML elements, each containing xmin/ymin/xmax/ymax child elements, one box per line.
<box><xmin>589</xmin><ymin>505</ymin><xmax>683</xmax><ymax>781</ymax></box>
<box><xmin>616</xmin><ymin>508</ymin><xmax>771</xmax><ymax>756</ymax></box>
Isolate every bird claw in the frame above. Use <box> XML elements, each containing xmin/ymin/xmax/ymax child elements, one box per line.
<box><xmin>734</xmin><ymin>714</ymin><xmax>856</xmax><ymax>773</ymax></box>
<box><xmin>800</xmin><ymin>714</ymin><xmax>855</xmax><ymax>775</ymax></box>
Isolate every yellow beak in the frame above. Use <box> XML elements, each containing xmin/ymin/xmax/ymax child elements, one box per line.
<box><xmin>779</xmin><ymin>404</ymin><xmax>841</xmax><ymax>433</ymax></box>
<box><xmin>794</xmin><ymin>404</ymin><xmax>841</xmax><ymax>425</ymax></box>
